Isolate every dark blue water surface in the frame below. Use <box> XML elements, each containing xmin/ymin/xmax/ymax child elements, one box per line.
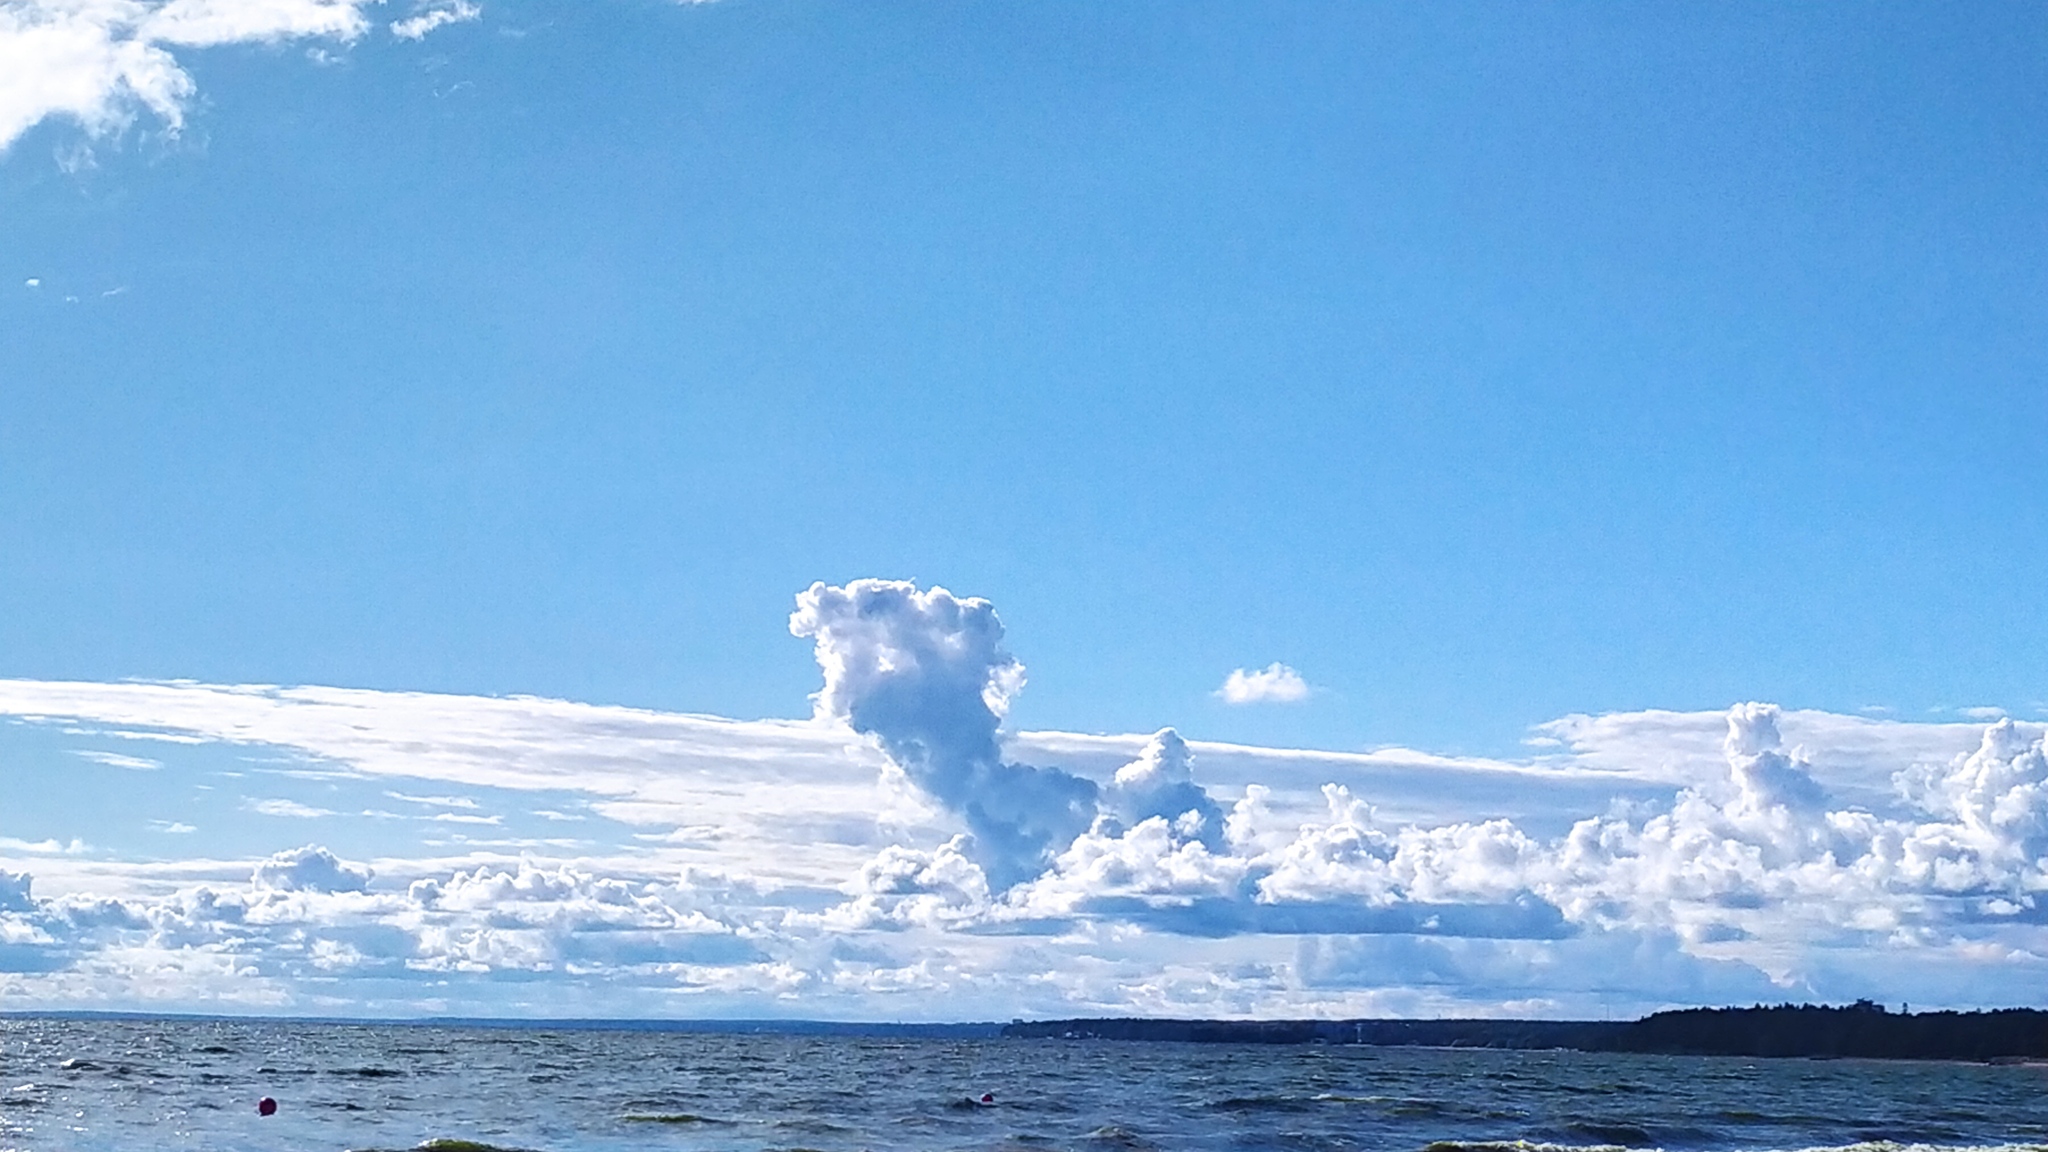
<box><xmin>3</xmin><ymin>1016</ymin><xmax>2047</xmax><ymax>1152</ymax></box>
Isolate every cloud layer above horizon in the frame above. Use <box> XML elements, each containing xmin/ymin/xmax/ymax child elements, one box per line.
<box><xmin>1</xmin><ymin>578</ymin><xmax>2044</xmax><ymax>1020</ymax></box>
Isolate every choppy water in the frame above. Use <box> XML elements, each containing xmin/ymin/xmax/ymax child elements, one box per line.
<box><xmin>3</xmin><ymin>1016</ymin><xmax>2047</xmax><ymax>1152</ymax></box>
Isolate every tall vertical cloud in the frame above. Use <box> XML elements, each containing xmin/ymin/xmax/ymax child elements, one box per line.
<box><xmin>792</xmin><ymin>580</ymin><xmax>1100</xmax><ymax>888</ymax></box>
<box><xmin>792</xmin><ymin>580</ymin><xmax>1231</xmax><ymax>889</ymax></box>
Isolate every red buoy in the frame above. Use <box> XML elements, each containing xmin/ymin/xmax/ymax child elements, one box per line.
<box><xmin>257</xmin><ymin>1097</ymin><xmax>278</xmax><ymax>1117</ymax></box>
<box><xmin>980</xmin><ymin>1092</ymin><xmax>995</xmax><ymax>1104</ymax></box>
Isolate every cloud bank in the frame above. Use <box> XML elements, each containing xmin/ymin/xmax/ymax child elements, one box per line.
<box><xmin>1</xmin><ymin>579</ymin><xmax>2045</xmax><ymax>1019</ymax></box>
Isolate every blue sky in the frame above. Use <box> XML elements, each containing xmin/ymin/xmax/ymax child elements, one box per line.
<box><xmin>2</xmin><ymin>1</ymin><xmax>2047</xmax><ymax>1019</ymax></box>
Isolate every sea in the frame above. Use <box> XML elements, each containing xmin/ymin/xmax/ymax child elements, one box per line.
<box><xmin>3</xmin><ymin>1015</ymin><xmax>2046</xmax><ymax>1152</ymax></box>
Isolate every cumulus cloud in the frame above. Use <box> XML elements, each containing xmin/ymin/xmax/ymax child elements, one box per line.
<box><xmin>0</xmin><ymin>0</ymin><xmax>470</xmax><ymax>155</ymax></box>
<box><xmin>792</xmin><ymin>580</ymin><xmax>1236</xmax><ymax>890</ymax></box>
<box><xmin>1103</xmin><ymin>729</ymin><xmax>1227</xmax><ymax>850</ymax></box>
<box><xmin>1217</xmin><ymin>662</ymin><xmax>1310</xmax><ymax>705</ymax></box>
<box><xmin>821</xmin><ymin>836</ymin><xmax>992</xmax><ymax>932</ymax></box>
<box><xmin>250</xmin><ymin>844</ymin><xmax>370</xmax><ymax>892</ymax></box>
<box><xmin>791</xmin><ymin>580</ymin><xmax>1103</xmax><ymax>888</ymax></box>
<box><xmin>0</xmin><ymin>871</ymin><xmax>34</xmax><ymax>913</ymax></box>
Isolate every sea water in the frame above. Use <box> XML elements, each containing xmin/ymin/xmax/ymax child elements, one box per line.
<box><xmin>2</xmin><ymin>1015</ymin><xmax>2046</xmax><ymax>1152</ymax></box>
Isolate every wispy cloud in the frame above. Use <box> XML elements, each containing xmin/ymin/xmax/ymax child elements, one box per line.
<box><xmin>386</xmin><ymin>790</ymin><xmax>479</xmax><ymax>809</ymax></box>
<box><xmin>72</xmin><ymin>750</ymin><xmax>159</xmax><ymax>771</ymax></box>
<box><xmin>243</xmin><ymin>797</ymin><xmax>337</xmax><ymax>819</ymax></box>
<box><xmin>390</xmin><ymin>0</ymin><xmax>479</xmax><ymax>41</ymax></box>
<box><xmin>1216</xmin><ymin>662</ymin><xmax>1311</xmax><ymax>705</ymax></box>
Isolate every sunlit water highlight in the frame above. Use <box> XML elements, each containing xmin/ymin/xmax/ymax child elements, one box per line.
<box><xmin>3</xmin><ymin>1017</ymin><xmax>2046</xmax><ymax>1152</ymax></box>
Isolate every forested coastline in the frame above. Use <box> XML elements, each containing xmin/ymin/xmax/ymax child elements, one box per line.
<box><xmin>1002</xmin><ymin>1002</ymin><xmax>2048</xmax><ymax>1060</ymax></box>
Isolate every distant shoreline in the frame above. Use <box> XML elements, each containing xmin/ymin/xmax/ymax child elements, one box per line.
<box><xmin>1005</xmin><ymin>1002</ymin><xmax>2048</xmax><ymax>1061</ymax></box>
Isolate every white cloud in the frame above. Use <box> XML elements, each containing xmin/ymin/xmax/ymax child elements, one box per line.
<box><xmin>389</xmin><ymin>0</ymin><xmax>476</xmax><ymax>40</ymax></box>
<box><xmin>0</xmin><ymin>0</ymin><xmax>474</xmax><ymax>155</ymax></box>
<box><xmin>0</xmin><ymin>836</ymin><xmax>87</xmax><ymax>855</ymax></box>
<box><xmin>1216</xmin><ymin>662</ymin><xmax>1310</xmax><ymax>705</ymax></box>
<box><xmin>23</xmin><ymin>277</ymin><xmax>39</xmax><ymax>288</ymax></box>
<box><xmin>791</xmin><ymin>579</ymin><xmax>1102</xmax><ymax>887</ymax></box>
<box><xmin>251</xmin><ymin>844</ymin><xmax>369</xmax><ymax>892</ymax></box>
<box><xmin>385</xmin><ymin>790</ymin><xmax>479</xmax><ymax>809</ymax></box>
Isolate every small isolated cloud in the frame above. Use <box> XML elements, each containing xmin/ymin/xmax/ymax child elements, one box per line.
<box><xmin>149</xmin><ymin>820</ymin><xmax>196</xmax><ymax>834</ymax></box>
<box><xmin>23</xmin><ymin>278</ymin><xmax>39</xmax><ymax>288</ymax></box>
<box><xmin>391</xmin><ymin>1</ymin><xmax>479</xmax><ymax>41</ymax></box>
<box><xmin>72</xmin><ymin>750</ymin><xmax>159</xmax><ymax>770</ymax></box>
<box><xmin>1217</xmin><ymin>663</ymin><xmax>1310</xmax><ymax>705</ymax></box>
<box><xmin>244</xmin><ymin>797</ymin><xmax>336</xmax><ymax>819</ymax></box>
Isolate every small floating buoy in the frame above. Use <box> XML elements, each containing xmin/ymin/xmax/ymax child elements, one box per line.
<box><xmin>257</xmin><ymin>1097</ymin><xmax>277</xmax><ymax>1117</ymax></box>
<box><xmin>980</xmin><ymin>1092</ymin><xmax>995</xmax><ymax>1104</ymax></box>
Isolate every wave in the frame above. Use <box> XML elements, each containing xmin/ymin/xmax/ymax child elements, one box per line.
<box><xmin>1424</xmin><ymin>1142</ymin><xmax>2048</xmax><ymax>1152</ymax></box>
<box><xmin>1206</xmin><ymin>1094</ymin><xmax>1314</xmax><ymax>1113</ymax></box>
<box><xmin>348</xmin><ymin>1131</ymin><xmax>548</xmax><ymax>1139</ymax></box>
<box><xmin>1082</xmin><ymin>1126</ymin><xmax>1164</xmax><ymax>1149</ymax></box>
<box><xmin>621</xmin><ymin>1113</ymin><xmax>733</xmax><ymax>1125</ymax></box>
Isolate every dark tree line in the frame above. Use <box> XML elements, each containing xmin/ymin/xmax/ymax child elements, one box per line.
<box><xmin>1002</xmin><ymin>1002</ymin><xmax>2048</xmax><ymax>1061</ymax></box>
<box><xmin>1605</xmin><ymin>1001</ymin><xmax>2048</xmax><ymax>1060</ymax></box>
